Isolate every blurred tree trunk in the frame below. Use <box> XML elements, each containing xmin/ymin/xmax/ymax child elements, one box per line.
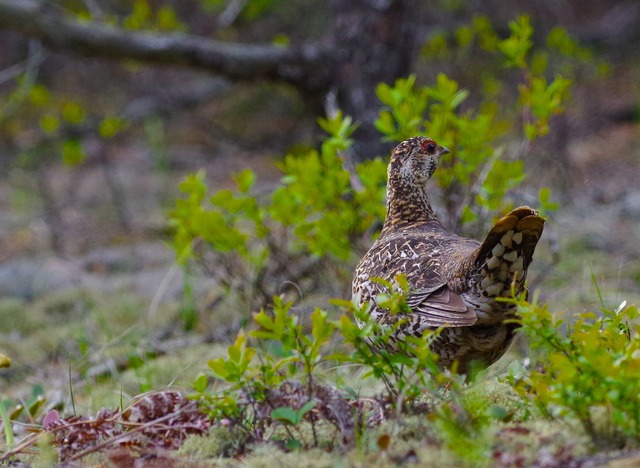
<box><xmin>327</xmin><ymin>0</ymin><xmax>419</xmax><ymax>161</ymax></box>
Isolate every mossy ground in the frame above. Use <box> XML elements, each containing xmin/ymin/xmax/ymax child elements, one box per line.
<box><xmin>2</xmin><ymin>211</ymin><xmax>640</xmax><ymax>466</ymax></box>
<box><xmin>1</xmin><ymin>282</ymin><xmax>632</xmax><ymax>467</ymax></box>
<box><xmin>2</xmin><ymin>65</ymin><xmax>640</xmax><ymax>467</ymax></box>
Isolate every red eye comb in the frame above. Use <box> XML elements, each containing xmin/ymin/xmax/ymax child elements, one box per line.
<box><xmin>421</xmin><ymin>140</ymin><xmax>436</xmax><ymax>153</ymax></box>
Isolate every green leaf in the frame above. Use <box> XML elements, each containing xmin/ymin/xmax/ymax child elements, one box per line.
<box><xmin>538</xmin><ymin>187</ymin><xmax>559</xmax><ymax>213</ymax></box>
<box><xmin>272</xmin><ymin>33</ymin><xmax>290</xmax><ymax>47</ymax></box>
<box><xmin>39</xmin><ymin>114</ymin><xmax>60</xmax><ymax>135</ymax></box>
<box><xmin>156</xmin><ymin>5</ymin><xmax>181</xmax><ymax>31</ymax></box>
<box><xmin>330</xmin><ymin>298</ymin><xmax>357</xmax><ymax>309</ymax></box>
<box><xmin>99</xmin><ymin>116</ymin><xmax>126</xmax><ymax>138</ymax></box>
<box><xmin>62</xmin><ymin>139</ymin><xmax>86</xmax><ymax>166</ymax></box>
<box><xmin>311</xmin><ymin>308</ymin><xmax>334</xmax><ymax>346</ymax></box>
<box><xmin>374</xmin><ymin>110</ymin><xmax>396</xmax><ymax>136</ymax></box>
<box><xmin>284</xmin><ymin>438</ymin><xmax>302</xmax><ymax>451</ymax></box>
<box><xmin>524</xmin><ymin>122</ymin><xmax>537</xmax><ymax>140</ymax></box>
<box><xmin>178</xmin><ymin>171</ymin><xmax>207</xmax><ymax>200</ymax></box>
<box><xmin>207</xmin><ymin>358</ymin><xmax>229</xmax><ymax>380</ymax></box>
<box><xmin>421</xmin><ymin>32</ymin><xmax>449</xmax><ymax>58</ymax></box>
<box><xmin>376</xmin><ymin>83</ymin><xmax>395</xmax><ymax>106</ymax></box>
<box><xmin>252</xmin><ymin>309</ymin><xmax>275</xmax><ymax>331</ymax></box>
<box><xmin>473</xmin><ymin>15</ymin><xmax>499</xmax><ymax>51</ymax></box>
<box><xmin>499</xmin><ymin>15</ymin><xmax>533</xmax><ymax>69</ymax></box>
<box><xmin>298</xmin><ymin>400</ymin><xmax>316</xmax><ymax>418</ymax></box>
<box><xmin>29</xmin><ymin>84</ymin><xmax>50</xmax><ymax>106</ymax></box>
<box><xmin>61</xmin><ymin>101</ymin><xmax>86</xmax><ymax>125</ymax></box>
<box><xmin>233</xmin><ymin>169</ymin><xmax>256</xmax><ymax>194</ymax></box>
<box><xmin>124</xmin><ymin>0</ymin><xmax>151</xmax><ymax>29</ymax></box>
<box><xmin>530</xmin><ymin>51</ymin><xmax>548</xmax><ymax>75</ymax></box>
<box><xmin>455</xmin><ymin>25</ymin><xmax>474</xmax><ymax>48</ymax></box>
<box><xmin>451</xmin><ymin>89</ymin><xmax>470</xmax><ymax>109</ymax></box>
<box><xmin>460</xmin><ymin>205</ymin><xmax>478</xmax><ymax>224</ymax></box>
<box><xmin>228</xmin><ymin>341</ymin><xmax>242</xmax><ymax>363</ymax></box>
<box><xmin>487</xmin><ymin>405</ymin><xmax>509</xmax><ymax>421</ymax></box>
<box><xmin>193</xmin><ymin>372</ymin><xmax>208</xmax><ymax>393</ymax></box>
<box><xmin>271</xmin><ymin>406</ymin><xmax>300</xmax><ymax>425</ymax></box>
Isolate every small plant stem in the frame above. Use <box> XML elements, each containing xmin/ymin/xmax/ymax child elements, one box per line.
<box><xmin>295</xmin><ymin>330</ymin><xmax>319</xmax><ymax>448</ymax></box>
<box><xmin>0</xmin><ymin>398</ymin><xmax>15</xmax><ymax>450</ymax></box>
<box><xmin>304</xmin><ymin>364</ymin><xmax>318</xmax><ymax>448</ymax></box>
<box><xmin>69</xmin><ymin>359</ymin><xmax>76</xmax><ymax>416</ymax></box>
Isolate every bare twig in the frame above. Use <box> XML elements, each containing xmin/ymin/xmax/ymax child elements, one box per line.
<box><xmin>36</xmin><ymin>166</ymin><xmax>66</xmax><ymax>255</ymax></box>
<box><xmin>0</xmin><ymin>39</ymin><xmax>44</xmax><ymax>119</ymax></box>
<box><xmin>81</xmin><ymin>0</ymin><xmax>104</xmax><ymax>20</ymax></box>
<box><xmin>218</xmin><ymin>0</ymin><xmax>249</xmax><ymax>27</ymax></box>
<box><xmin>0</xmin><ymin>0</ymin><xmax>328</xmax><ymax>89</ymax></box>
<box><xmin>97</xmin><ymin>147</ymin><xmax>132</xmax><ymax>232</ymax></box>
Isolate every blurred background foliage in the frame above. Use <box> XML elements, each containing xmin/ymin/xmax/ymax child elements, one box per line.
<box><xmin>0</xmin><ymin>0</ymin><xmax>639</xmax><ymax>434</ymax></box>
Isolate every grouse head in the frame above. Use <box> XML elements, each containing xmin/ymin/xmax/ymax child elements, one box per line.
<box><xmin>388</xmin><ymin>136</ymin><xmax>449</xmax><ymax>186</ymax></box>
<box><xmin>382</xmin><ymin>137</ymin><xmax>450</xmax><ymax>232</ymax></box>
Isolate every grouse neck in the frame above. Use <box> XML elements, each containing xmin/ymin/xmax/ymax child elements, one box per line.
<box><xmin>381</xmin><ymin>174</ymin><xmax>437</xmax><ymax>234</ymax></box>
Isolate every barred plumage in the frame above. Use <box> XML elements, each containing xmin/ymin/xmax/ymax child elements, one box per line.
<box><xmin>352</xmin><ymin>137</ymin><xmax>545</xmax><ymax>374</ymax></box>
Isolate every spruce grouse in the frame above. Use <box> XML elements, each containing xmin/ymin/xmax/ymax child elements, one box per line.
<box><xmin>352</xmin><ymin>136</ymin><xmax>545</xmax><ymax>374</ymax></box>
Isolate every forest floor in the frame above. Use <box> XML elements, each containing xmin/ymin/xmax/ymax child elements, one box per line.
<box><xmin>1</xmin><ymin>63</ymin><xmax>640</xmax><ymax>466</ymax></box>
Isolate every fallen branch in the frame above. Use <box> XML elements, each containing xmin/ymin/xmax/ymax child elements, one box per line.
<box><xmin>0</xmin><ymin>0</ymin><xmax>329</xmax><ymax>89</ymax></box>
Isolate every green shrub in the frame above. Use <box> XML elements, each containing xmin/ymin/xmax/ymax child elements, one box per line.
<box><xmin>192</xmin><ymin>291</ymin><xmax>473</xmax><ymax>451</ymax></box>
<box><xmin>169</xmin><ymin>112</ymin><xmax>387</xmax><ymax>315</ymax></box>
<box><xmin>508</xmin><ymin>294</ymin><xmax>640</xmax><ymax>448</ymax></box>
<box><xmin>169</xmin><ymin>16</ymin><xmax>572</xmax><ymax>318</ymax></box>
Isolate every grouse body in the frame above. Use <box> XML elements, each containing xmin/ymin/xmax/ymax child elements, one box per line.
<box><xmin>352</xmin><ymin>136</ymin><xmax>545</xmax><ymax>374</ymax></box>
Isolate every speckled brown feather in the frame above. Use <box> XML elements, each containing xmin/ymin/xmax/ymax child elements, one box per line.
<box><xmin>352</xmin><ymin>137</ymin><xmax>545</xmax><ymax>374</ymax></box>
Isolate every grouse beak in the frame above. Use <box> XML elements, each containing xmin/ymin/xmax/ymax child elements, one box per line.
<box><xmin>439</xmin><ymin>146</ymin><xmax>450</xmax><ymax>156</ymax></box>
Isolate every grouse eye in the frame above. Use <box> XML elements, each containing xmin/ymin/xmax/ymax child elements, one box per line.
<box><xmin>421</xmin><ymin>141</ymin><xmax>436</xmax><ymax>154</ymax></box>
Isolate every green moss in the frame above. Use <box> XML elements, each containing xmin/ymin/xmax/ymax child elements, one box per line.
<box><xmin>32</xmin><ymin>288</ymin><xmax>96</xmax><ymax>321</ymax></box>
<box><xmin>0</xmin><ymin>297</ymin><xmax>38</xmax><ymax>333</ymax></box>
<box><xmin>464</xmin><ymin>379</ymin><xmax>529</xmax><ymax>422</ymax></box>
<box><xmin>242</xmin><ymin>445</ymin><xmax>334</xmax><ymax>468</ymax></box>
<box><xmin>119</xmin><ymin>355</ymin><xmax>196</xmax><ymax>394</ymax></box>
<box><xmin>491</xmin><ymin>419</ymin><xmax>591</xmax><ymax>465</ymax></box>
<box><xmin>179</xmin><ymin>426</ymin><xmax>248</xmax><ymax>459</ymax></box>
